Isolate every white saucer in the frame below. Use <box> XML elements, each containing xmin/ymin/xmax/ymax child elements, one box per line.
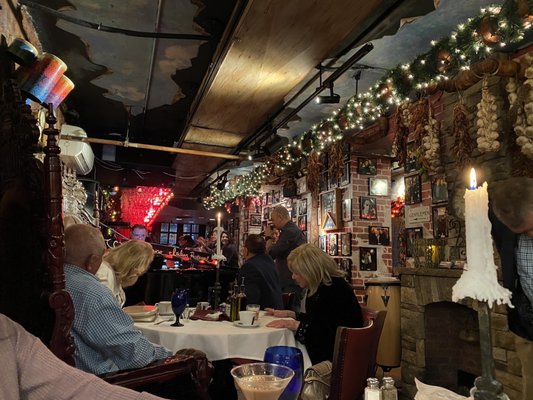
<box><xmin>233</xmin><ymin>321</ymin><xmax>260</xmax><ymax>328</ymax></box>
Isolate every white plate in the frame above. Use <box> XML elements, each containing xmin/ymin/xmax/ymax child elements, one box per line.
<box><xmin>233</xmin><ymin>321</ymin><xmax>260</xmax><ymax>328</ymax></box>
<box><xmin>123</xmin><ymin>305</ymin><xmax>157</xmax><ymax>321</ymax></box>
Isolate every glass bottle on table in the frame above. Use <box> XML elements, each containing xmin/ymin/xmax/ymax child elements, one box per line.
<box><xmin>238</xmin><ymin>277</ymin><xmax>247</xmax><ymax>311</ymax></box>
<box><xmin>230</xmin><ymin>283</ymin><xmax>239</xmax><ymax>322</ymax></box>
<box><xmin>364</xmin><ymin>378</ymin><xmax>382</xmax><ymax>400</ymax></box>
<box><xmin>381</xmin><ymin>377</ymin><xmax>397</xmax><ymax>400</ymax></box>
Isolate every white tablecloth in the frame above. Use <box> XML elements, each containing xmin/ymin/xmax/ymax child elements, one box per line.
<box><xmin>135</xmin><ymin>314</ymin><xmax>311</xmax><ymax>369</ymax></box>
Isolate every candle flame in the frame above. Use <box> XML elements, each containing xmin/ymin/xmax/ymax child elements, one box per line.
<box><xmin>469</xmin><ymin>168</ymin><xmax>477</xmax><ymax>190</ymax></box>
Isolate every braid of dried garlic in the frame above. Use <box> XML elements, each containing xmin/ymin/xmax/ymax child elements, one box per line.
<box><xmin>476</xmin><ymin>79</ymin><xmax>500</xmax><ymax>153</ymax></box>
<box><xmin>422</xmin><ymin>100</ymin><xmax>441</xmax><ymax>174</ymax></box>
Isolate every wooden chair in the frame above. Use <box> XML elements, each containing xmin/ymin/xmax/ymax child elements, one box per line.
<box><xmin>361</xmin><ymin>306</ymin><xmax>388</xmax><ymax>378</ymax></box>
<box><xmin>328</xmin><ymin>321</ymin><xmax>376</xmax><ymax>400</ymax></box>
<box><xmin>0</xmin><ymin>38</ymin><xmax>211</xmax><ymax>400</ymax></box>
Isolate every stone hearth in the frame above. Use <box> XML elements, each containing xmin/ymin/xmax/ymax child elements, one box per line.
<box><xmin>398</xmin><ymin>268</ymin><xmax>523</xmax><ymax>400</ymax></box>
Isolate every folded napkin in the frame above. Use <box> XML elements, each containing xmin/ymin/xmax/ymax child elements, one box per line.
<box><xmin>190</xmin><ymin>309</ymin><xmax>229</xmax><ymax>321</ymax></box>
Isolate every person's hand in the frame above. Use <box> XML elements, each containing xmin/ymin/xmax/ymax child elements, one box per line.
<box><xmin>264</xmin><ymin>308</ymin><xmax>295</xmax><ymax>318</ymax></box>
<box><xmin>266</xmin><ymin>318</ymin><xmax>300</xmax><ymax>331</ymax></box>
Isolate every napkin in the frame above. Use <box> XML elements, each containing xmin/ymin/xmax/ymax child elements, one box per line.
<box><xmin>190</xmin><ymin>309</ymin><xmax>229</xmax><ymax>321</ymax></box>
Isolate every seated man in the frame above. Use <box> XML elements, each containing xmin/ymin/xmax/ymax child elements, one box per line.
<box><xmin>0</xmin><ymin>313</ymin><xmax>164</xmax><ymax>399</ymax></box>
<box><xmin>237</xmin><ymin>234</ymin><xmax>283</xmax><ymax>310</ymax></box>
<box><xmin>64</xmin><ymin>224</ymin><xmax>173</xmax><ymax>375</ymax></box>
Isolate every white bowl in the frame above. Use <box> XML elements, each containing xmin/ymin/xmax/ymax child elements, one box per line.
<box><xmin>123</xmin><ymin>305</ymin><xmax>158</xmax><ymax>322</ymax></box>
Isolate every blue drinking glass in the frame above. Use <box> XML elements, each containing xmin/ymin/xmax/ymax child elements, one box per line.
<box><xmin>263</xmin><ymin>346</ymin><xmax>303</xmax><ymax>400</ymax></box>
<box><xmin>171</xmin><ymin>288</ymin><xmax>188</xmax><ymax>327</ymax></box>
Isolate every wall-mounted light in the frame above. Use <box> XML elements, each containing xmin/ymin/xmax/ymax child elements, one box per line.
<box><xmin>315</xmin><ymin>65</ymin><xmax>340</xmax><ymax>104</ymax></box>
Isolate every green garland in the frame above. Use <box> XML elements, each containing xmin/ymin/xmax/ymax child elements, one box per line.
<box><xmin>203</xmin><ymin>1</ymin><xmax>530</xmax><ymax>209</ymax></box>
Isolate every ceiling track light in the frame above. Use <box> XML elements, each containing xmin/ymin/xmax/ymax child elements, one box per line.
<box><xmin>315</xmin><ymin>65</ymin><xmax>340</xmax><ymax>104</ymax></box>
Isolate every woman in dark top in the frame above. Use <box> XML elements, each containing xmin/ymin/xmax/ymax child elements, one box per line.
<box><xmin>221</xmin><ymin>231</ymin><xmax>239</xmax><ymax>268</ymax></box>
<box><xmin>266</xmin><ymin>244</ymin><xmax>363</xmax><ymax>364</ymax></box>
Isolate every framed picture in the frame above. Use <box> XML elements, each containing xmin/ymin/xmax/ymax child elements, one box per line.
<box><xmin>431</xmin><ymin>175</ymin><xmax>448</xmax><ymax>204</ymax></box>
<box><xmin>357</xmin><ymin>157</ymin><xmax>377</xmax><ymax>175</ymax></box>
<box><xmin>342</xmin><ymin>198</ymin><xmax>352</xmax><ymax>222</ymax></box>
<box><xmin>243</xmin><ymin>221</ymin><xmax>249</xmax><ymax>232</ymax></box>
<box><xmin>368</xmin><ymin>226</ymin><xmax>390</xmax><ymax>246</ymax></box>
<box><xmin>359</xmin><ymin>247</ymin><xmax>377</xmax><ymax>271</ymax></box>
<box><xmin>320</xmin><ymin>171</ymin><xmax>329</xmax><ymax>192</ymax></box>
<box><xmin>405</xmin><ymin>227</ymin><xmax>423</xmax><ymax>257</ymax></box>
<box><xmin>369</xmin><ymin>178</ymin><xmax>389</xmax><ymax>196</ymax></box>
<box><xmin>405</xmin><ymin>174</ymin><xmax>422</xmax><ymax>205</ymax></box>
<box><xmin>341</xmin><ymin>258</ymin><xmax>352</xmax><ymax>282</ymax></box>
<box><xmin>319</xmin><ymin>235</ymin><xmax>327</xmax><ymax>252</ymax></box>
<box><xmin>340</xmin><ymin>232</ymin><xmax>352</xmax><ymax>256</ymax></box>
<box><xmin>329</xmin><ymin>233</ymin><xmax>338</xmax><ymax>256</ymax></box>
<box><xmin>343</xmin><ymin>142</ymin><xmax>351</xmax><ymax>162</ymax></box>
<box><xmin>298</xmin><ymin>215</ymin><xmax>307</xmax><ymax>231</ymax></box>
<box><xmin>320</xmin><ymin>188</ymin><xmax>342</xmax><ymax>230</ymax></box>
<box><xmin>263</xmin><ymin>207</ymin><xmax>270</xmax><ymax>220</ymax></box>
<box><xmin>340</xmin><ymin>162</ymin><xmax>351</xmax><ymax>186</ymax></box>
<box><xmin>359</xmin><ymin>196</ymin><xmax>377</xmax><ymax>220</ymax></box>
<box><xmin>432</xmin><ymin>205</ymin><xmax>449</xmax><ymax>238</ymax></box>
<box><xmin>299</xmin><ymin>198</ymin><xmax>307</xmax><ymax>215</ymax></box>
<box><xmin>405</xmin><ymin>141</ymin><xmax>420</xmax><ymax>172</ymax></box>
<box><xmin>273</xmin><ymin>190</ymin><xmax>281</xmax><ymax>204</ymax></box>
<box><xmin>250</xmin><ymin>214</ymin><xmax>262</xmax><ymax>226</ymax></box>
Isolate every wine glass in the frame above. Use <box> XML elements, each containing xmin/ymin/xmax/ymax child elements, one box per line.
<box><xmin>171</xmin><ymin>288</ymin><xmax>188</xmax><ymax>327</ymax></box>
<box><xmin>264</xmin><ymin>346</ymin><xmax>304</xmax><ymax>400</ymax></box>
<box><xmin>231</xmin><ymin>362</ymin><xmax>294</xmax><ymax>400</ymax></box>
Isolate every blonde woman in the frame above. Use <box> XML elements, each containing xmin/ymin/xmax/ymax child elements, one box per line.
<box><xmin>96</xmin><ymin>240</ymin><xmax>154</xmax><ymax>307</ymax></box>
<box><xmin>266</xmin><ymin>244</ymin><xmax>363</xmax><ymax>364</ymax></box>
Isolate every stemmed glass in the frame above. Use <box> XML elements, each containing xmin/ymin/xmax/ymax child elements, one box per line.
<box><xmin>231</xmin><ymin>362</ymin><xmax>294</xmax><ymax>400</ymax></box>
<box><xmin>171</xmin><ymin>288</ymin><xmax>188</xmax><ymax>327</ymax></box>
<box><xmin>264</xmin><ymin>346</ymin><xmax>304</xmax><ymax>400</ymax></box>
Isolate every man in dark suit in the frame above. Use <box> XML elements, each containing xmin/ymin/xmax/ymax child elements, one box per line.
<box><xmin>490</xmin><ymin>177</ymin><xmax>533</xmax><ymax>400</ymax></box>
<box><xmin>266</xmin><ymin>205</ymin><xmax>306</xmax><ymax>311</ymax></box>
<box><xmin>237</xmin><ymin>234</ymin><xmax>283</xmax><ymax>310</ymax></box>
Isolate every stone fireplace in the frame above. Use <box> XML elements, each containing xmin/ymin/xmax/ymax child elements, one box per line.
<box><xmin>399</xmin><ymin>268</ymin><xmax>522</xmax><ymax>400</ymax></box>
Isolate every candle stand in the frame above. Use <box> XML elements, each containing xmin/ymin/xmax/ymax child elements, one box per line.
<box><xmin>471</xmin><ymin>301</ymin><xmax>508</xmax><ymax>400</ymax></box>
<box><xmin>211</xmin><ymin>253</ymin><xmax>226</xmax><ymax>310</ymax></box>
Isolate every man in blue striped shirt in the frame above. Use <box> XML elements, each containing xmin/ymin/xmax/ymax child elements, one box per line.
<box><xmin>64</xmin><ymin>224</ymin><xmax>172</xmax><ymax>375</ymax></box>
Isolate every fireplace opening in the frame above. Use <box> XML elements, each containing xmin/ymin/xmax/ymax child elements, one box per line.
<box><xmin>423</xmin><ymin>302</ymin><xmax>481</xmax><ymax>394</ymax></box>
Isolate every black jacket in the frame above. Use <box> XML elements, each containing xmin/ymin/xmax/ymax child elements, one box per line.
<box><xmin>237</xmin><ymin>253</ymin><xmax>283</xmax><ymax>310</ymax></box>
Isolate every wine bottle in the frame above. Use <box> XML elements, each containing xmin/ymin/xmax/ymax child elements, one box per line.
<box><xmin>238</xmin><ymin>277</ymin><xmax>247</xmax><ymax>311</ymax></box>
<box><xmin>230</xmin><ymin>283</ymin><xmax>239</xmax><ymax>322</ymax></box>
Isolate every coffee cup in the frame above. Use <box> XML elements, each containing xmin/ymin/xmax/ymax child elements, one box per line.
<box><xmin>246</xmin><ymin>304</ymin><xmax>260</xmax><ymax>320</ymax></box>
<box><xmin>156</xmin><ymin>301</ymin><xmax>172</xmax><ymax>316</ymax></box>
<box><xmin>239</xmin><ymin>310</ymin><xmax>256</xmax><ymax>326</ymax></box>
<box><xmin>197</xmin><ymin>301</ymin><xmax>210</xmax><ymax>310</ymax></box>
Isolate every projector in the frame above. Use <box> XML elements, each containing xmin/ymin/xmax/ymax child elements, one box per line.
<box><xmin>315</xmin><ymin>93</ymin><xmax>340</xmax><ymax>104</ymax></box>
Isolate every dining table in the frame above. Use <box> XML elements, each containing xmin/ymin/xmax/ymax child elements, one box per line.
<box><xmin>135</xmin><ymin>313</ymin><xmax>312</xmax><ymax>369</ymax></box>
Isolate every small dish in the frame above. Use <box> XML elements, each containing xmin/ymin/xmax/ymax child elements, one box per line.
<box><xmin>233</xmin><ymin>320</ymin><xmax>260</xmax><ymax>328</ymax></box>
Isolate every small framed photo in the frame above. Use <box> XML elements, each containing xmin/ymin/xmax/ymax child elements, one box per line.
<box><xmin>359</xmin><ymin>247</ymin><xmax>377</xmax><ymax>271</ymax></box>
<box><xmin>341</xmin><ymin>258</ymin><xmax>352</xmax><ymax>282</ymax></box>
<box><xmin>359</xmin><ymin>196</ymin><xmax>377</xmax><ymax>220</ymax></box>
<box><xmin>298</xmin><ymin>215</ymin><xmax>307</xmax><ymax>231</ymax></box>
<box><xmin>273</xmin><ymin>190</ymin><xmax>281</xmax><ymax>204</ymax></box>
<box><xmin>369</xmin><ymin>178</ymin><xmax>389</xmax><ymax>197</ymax></box>
<box><xmin>329</xmin><ymin>233</ymin><xmax>338</xmax><ymax>256</ymax></box>
<box><xmin>368</xmin><ymin>226</ymin><xmax>390</xmax><ymax>246</ymax></box>
<box><xmin>340</xmin><ymin>232</ymin><xmax>352</xmax><ymax>256</ymax></box>
<box><xmin>319</xmin><ymin>235</ymin><xmax>327</xmax><ymax>251</ymax></box>
<box><xmin>343</xmin><ymin>142</ymin><xmax>351</xmax><ymax>162</ymax></box>
<box><xmin>405</xmin><ymin>174</ymin><xmax>422</xmax><ymax>205</ymax></box>
<box><xmin>299</xmin><ymin>198</ymin><xmax>307</xmax><ymax>215</ymax></box>
<box><xmin>432</xmin><ymin>205</ymin><xmax>449</xmax><ymax>238</ymax></box>
<box><xmin>250</xmin><ymin>214</ymin><xmax>262</xmax><ymax>226</ymax></box>
<box><xmin>357</xmin><ymin>157</ymin><xmax>377</xmax><ymax>175</ymax></box>
<box><xmin>405</xmin><ymin>141</ymin><xmax>420</xmax><ymax>172</ymax></box>
<box><xmin>405</xmin><ymin>227</ymin><xmax>423</xmax><ymax>257</ymax></box>
<box><xmin>431</xmin><ymin>175</ymin><xmax>448</xmax><ymax>204</ymax></box>
<box><xmin>263</xmin><ymin>207</ymin><xmax>270</xmax><ymax>220</ymax></box>
<box><xmin>340</xmin><ymin>162</ymin><xmax>351</xmax><ymax>186</ymax></box>
<box><xmin>342</xmin><ymin>198</ymin><xmax>352</xmax><ymax>222</ymax></box>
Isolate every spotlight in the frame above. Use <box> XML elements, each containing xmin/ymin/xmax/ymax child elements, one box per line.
<box><xmin>315</xmin><ymin>82</ymin><xmax>340</xmax><ymax>104</ymax></box>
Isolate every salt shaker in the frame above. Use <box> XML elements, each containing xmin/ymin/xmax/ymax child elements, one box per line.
<box><xmin>364</xmin><ymin>377</ymin><xmax>382</xmax><ymax>400</ymax></box>
<box><xmin>381</xmin><ymin>377</ymin><xmax>398</xmax><ymax>400</ymax></box>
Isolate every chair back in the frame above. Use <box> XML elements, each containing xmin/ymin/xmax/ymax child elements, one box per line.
<box><xmin>328</xmin><ymin>321</ymin><xmax>376</xmax><ymax>400</ymax></box>
<box><xmin>362</xmin><ymin>306</ymin><xmax>387</xmax><ymax>378</ymax></box>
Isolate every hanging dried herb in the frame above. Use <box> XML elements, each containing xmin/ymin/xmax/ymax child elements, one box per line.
<box><xmin>392</xmin><ymin>103</ymin><xmax>410</xmax><ymax>167</ymax></box>
<box><xmin>452</xmin><ymin>102</ymin><xmax>474</xmax><ymax>169</ymax></box>
<box><xmin>328</xmin><ymin>140</ymin><xmax>344</xmax><ymax>182</ymax></box>
<box><xmin>306</xmin><ymin>150</ymin><xmax>321</xmax><ymax>200</ymax></box>
<box><xmin>408</xmin><ymin>98</ymin><xmax>429</xmax><ymax>146</ymax></box>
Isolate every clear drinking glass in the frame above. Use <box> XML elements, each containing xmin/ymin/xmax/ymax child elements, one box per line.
<box><xmin>263</xmin><ymin>346</ymin><xmax>304</xmax><ymax>400</ymax></box>
<box><xmin>246</xmin><ymin>303</ymin><xmax>261</xmax><ymax>320</ymax></box>
<box><xmin>231</xmin><ymin>362</ymin><xmax>294</xmax><ymax>400</ymax></box>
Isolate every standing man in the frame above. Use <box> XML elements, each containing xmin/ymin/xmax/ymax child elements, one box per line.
<box><xmin>238</xmin><ymin>234</ymin><xmax>283</xmax><ymax>310</ymax></box>
<box><xmin>126</xmin><ymin>224</ymin><xmax>151</xmax><ymax>305</ymax></box>
<box><xmin>131</xmin><ymin>224</ymin><xmax>149</xmax><ymax>241</ymax></box>
<box><xmin>490</xmin><ymin>177</ymin><xmax>533</xmax><ymax>400</ymax></box>
<box><xmin>265</xmin><ymin>205</ymin><xmax>306</xmax><ymax>311</ymax></box>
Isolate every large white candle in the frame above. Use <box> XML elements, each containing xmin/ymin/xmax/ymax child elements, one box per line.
<box><xmin>452</xmin><ymin>168</ymin><xmax>512</xmax><ymax>307</ymax></box>
<box><xmin>216</xmin><ymin>212</ymin><xmax>222</xmax><ymax>256</ymax></box>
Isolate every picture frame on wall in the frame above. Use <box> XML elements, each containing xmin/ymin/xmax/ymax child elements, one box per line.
<box><xmin>359</xmin><ymin>247</ymin><xmax>377</xmax><ymax>271</ymax></box>
<box><xmin>431</xmin><ymin>175</ymin><xmax>448</xmax><ymax>204</ymax></box>
<box><xmin>341</xmin><ymin>258</ymin><xmax>352</xmax><ymax>282</ymax></box>
<box><xmin>298</xmin><ymin>215</ymin><xmax>307</xmax><ymax>231</ymax></box>
<box><xmin>340</xmin><ymin>232</ymin><xmax>352</xmax><ymax>256</ymax></box>
<box><xmin>432</xmin><ymin>205</ymin><xmax>449</xmax><ymax>238</ymax></box>
<box><xmin>405</xmin><ymin>174</ymin><xmax>422</xmax><ymax>205</ymax></box>
<box><xmin>329</xmin><ymin>233</ymin><xmax>338</xmax><ymax>256</ymax></box>
<box><xmin>357</xmin><ymin>157</ymin><xmax>377</xmax><ymax>175</ymax></box>
<box><xmin>299</xmin><ymin>198</ymin><xmax>307</xmax><ymax>215</ymax></box>
<box><xmin>319</xmin><ymin>235</ymin><xmax>327</xmax><ymax>252</ymax></box>
<box><xmin>405</xmin><ymin>227</ymin><xmax>423</xmax><ymax>257</ymax></box>
<box><xmin>368</xmin><ymin>177</ymin><xmax>389</xmax><ymax>196</ymax></box>
<box><xmin>359</xmin><ymin>196</ymin><xmax>377</xmax><ymax>220</ymax></box>
<box><xmin>263</xmin><ymin>207</ymin><xmax>270</xmax><ymax>220</ymax></box>
<box><xmin>405</xmin><ymin>141</ymin><xmax>420</xmax><ymax>172</ymax></box>
<box><xmin>340</xmin><ymin>162</ymin><xmax>351</xmax><ymax>186</ymax></box>
<box><xmin>368</xmin><ymin>226</ymin><xmax>390</xmax><ymax>246</ymax></box>
<box><xmin>273</xmin><ymin>190</ymin><xmax>281</xmax><ymax>204</ymax></box>
<box><xmin>250</xmin><ymin>214</ymin><xmax>262</xmax><ymax>226</ymax></box>
<box><xmin>342</xmin><ymin>198</ymin><xmax>352</xmax><ymax>222</ymax></box>
<box><xmin>320</xmin><ymin>171</ymin><xmax>329</xmax><ymax>192</ymax></box>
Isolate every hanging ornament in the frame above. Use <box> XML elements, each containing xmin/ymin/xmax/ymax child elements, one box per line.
<box><xmin>477</xmin><ymin>16</ymin><xmax>500</xmax><ymax>45</ymax></box>
<box><xmin>436</xmin><ymin>49</ymin><xmax>452</xmax><ymax>73</ymax></box>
